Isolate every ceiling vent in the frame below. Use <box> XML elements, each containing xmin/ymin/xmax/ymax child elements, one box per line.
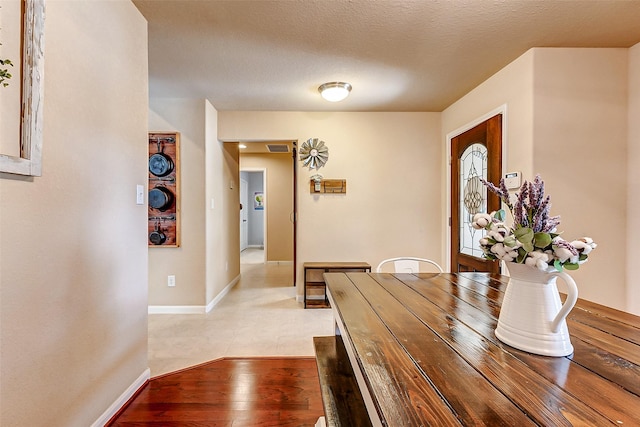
<box><xmin>266</xmin><ymin>144</ymin><xmax>289</xmax><ymax>153</ymax></box>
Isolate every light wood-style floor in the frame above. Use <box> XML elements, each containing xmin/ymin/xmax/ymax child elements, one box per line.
<box><xmin>149</xmin><ymin>249</ymin><xmax>333</xmax><ymax>377</ymax></box>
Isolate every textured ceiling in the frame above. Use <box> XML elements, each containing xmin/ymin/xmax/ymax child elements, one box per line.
<box><xmin>133</xmin><ymin>0</ymin><xmax>640</xmax><ymax>112</ymax></box>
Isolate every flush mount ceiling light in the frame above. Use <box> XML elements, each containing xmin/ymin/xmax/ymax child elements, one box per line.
<box><xmin>318</xmin><ymin>82</ymin><xmax>352</xmax><ymax>102</ymax></box>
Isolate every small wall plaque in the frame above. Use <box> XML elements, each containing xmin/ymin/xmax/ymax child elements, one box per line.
<box><xmin>309</xmin><ymin>179</ymin><xmax>346</xmax><ymax>194</ymax></box>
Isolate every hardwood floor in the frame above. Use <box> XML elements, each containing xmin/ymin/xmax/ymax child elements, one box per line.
<box><xmin>108</xmin><ymin>357</ymin><xmax>324</xmax><ymax>426</ymax></box>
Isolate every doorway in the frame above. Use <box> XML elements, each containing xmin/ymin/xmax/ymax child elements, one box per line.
<box><xmin>450</xmin><ymin>113</ymin><xmax>503</xmax><ymax>273</ymax></box>
<box><xmin>240</xmin><ymin>170</ymin><xmax>265</xmax><ymax>264</ymax></box>
<box><xmin>238</xmin><ymin>141</ymin><xmax>296</xmax><ymax>286</ymax></box>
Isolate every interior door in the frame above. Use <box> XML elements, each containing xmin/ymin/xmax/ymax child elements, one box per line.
<box><xmin>451</xmin><ymin>114</ymin><xmax>502</xmax><ymax>273</ymax></box>
<box><xmin>240</xmin><ymin>178</ymin><xmax>248</xmax><ymax>251</ymax></box>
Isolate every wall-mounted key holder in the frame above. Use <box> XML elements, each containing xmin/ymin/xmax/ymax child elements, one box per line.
<box><xmin>309</xmin><ymin>178</ymin><xmax>347</xmax><ymax>194</ymax></box>
<box><xmin>148</xmin><ymin>132</ymin><xmax>180</xmax><ymax>247</ymax></box>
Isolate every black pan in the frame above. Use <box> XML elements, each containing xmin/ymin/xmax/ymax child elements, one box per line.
<box><xmin>149</xmin><ymin>221</ymin><xmax>166</xmax><ymax>245</ymax></box>
<box><xmin>149</xmin><ymin>152</ymin><xmax>174</xmax><ymax>177</ymax></box>
<box><xmin>149</xmin><ymin>186</ymin><xmax>174</xmax><ymax>211</ymax></box>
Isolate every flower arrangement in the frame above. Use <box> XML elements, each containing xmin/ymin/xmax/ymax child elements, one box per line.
<box><xmin>472</xmin><ymin>174</ymin><xmax>596</xmax><ymax>271</ymax></box>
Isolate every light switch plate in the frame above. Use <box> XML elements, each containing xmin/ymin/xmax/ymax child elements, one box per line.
<box><xmin>136</xmin><ymin>185</ymin><xmax>144</xmax><ymax>205</ymax></box>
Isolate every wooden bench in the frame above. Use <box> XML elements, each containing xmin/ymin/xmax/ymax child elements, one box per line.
<box><xmin>313</xmin><ymin>336</ymin><xmax>372</xmax><ymax>427</ymax></box>
<box><xmin>303</xmin><ymin>262</ymin><xmax>371</xmax><ymax>308</ymax></box>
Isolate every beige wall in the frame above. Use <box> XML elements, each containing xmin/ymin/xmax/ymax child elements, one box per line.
<box><xmin>443</xmin><ymin>47</ymin><xmax>634</xmax><ymax>313</ymax></box>
<box><xmin>148</xmin><ymin>99</ymin><xmax>206</xmax><ymax>307</ymax></box>
<box><xmin>628</xmin><ymin>42</ymin><xmax>640</xmax><ymax>315</ymax></box>
<box><xmin>532</xmin><ymin>48</ymin><xmax>629</xmax><ymax>310</ymax></box>
<box><xmin>206</xmin><ymin>102</ymin><xmax>240</xmax><ymax>305</ymax></box>
<box><xmin>240</xmin><ymin>153</ymin><xmax>293</xmax><ymax>262</ymax></box>
<box><xmin>219</xmin><ymin>112</ymin><xmax>442</xmax><ymax>295</ymax></box>
<box><xmin>0</xmin><ymin>1</ymin><xmax>149</xmax><ymax>425</ymax></box>
<box><xmin>148</xmin><ymin>99</ymin><xmax>240</xmax><ymax>309</ymax></box>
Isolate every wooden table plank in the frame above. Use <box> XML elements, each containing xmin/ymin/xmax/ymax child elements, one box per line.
<box><xmin>348</xmin><ymin>273</ymin><xmax>536</xmax><ymax>426</ymax></box>
<box><xmin>325</xmin><ymin>272</ymin><xmax>462</xmax><ymax>426</ymax></box>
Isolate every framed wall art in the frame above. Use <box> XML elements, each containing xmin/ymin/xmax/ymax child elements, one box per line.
<box><xmin>0</xmin><ymin>0</ymin><xmax>45</xmax><ymax>177</ymax></box>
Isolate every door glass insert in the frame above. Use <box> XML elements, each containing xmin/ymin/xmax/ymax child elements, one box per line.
<box><xmin>459</xmin><ymin>143</ymin><xmax>487</xmax><ymax>257</ymax></box>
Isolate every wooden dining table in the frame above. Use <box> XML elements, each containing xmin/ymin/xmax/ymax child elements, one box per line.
<box><xmin>319</xmin><ymin>271</ymin><xmax>640</xmax><ymax>427</ymax></box>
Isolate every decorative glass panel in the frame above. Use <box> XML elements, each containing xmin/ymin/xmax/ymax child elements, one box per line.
<box><xmin>459</xmin><ymin>143</ymin><xmax>488</xmax><ymax>257</ymax></box>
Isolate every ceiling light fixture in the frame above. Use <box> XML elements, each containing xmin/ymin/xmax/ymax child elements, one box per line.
<box><xmin>318</xmin><ymin>82</ymin><xmax>352</xmax><ymax>102</ymax></box>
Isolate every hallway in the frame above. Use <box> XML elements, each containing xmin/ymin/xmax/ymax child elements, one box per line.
<box><xmin>148</xmin><ymin>251</ymin><xmax>334</xmax><ymax>377</ymax></box>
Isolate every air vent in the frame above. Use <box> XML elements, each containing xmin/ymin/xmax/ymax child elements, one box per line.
<box><xmin>267</xmin><ymin>144</ymin><xmax>289</xmax><ymax>153</ymax></box>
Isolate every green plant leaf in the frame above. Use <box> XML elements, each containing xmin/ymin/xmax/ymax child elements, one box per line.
<box><xmin>554</xmin><ymin>260</ymin><xmax>563</xmax><ymax>271</ymax></box>
<box><xmin>514</xmin><ymin>227</ymin><xmax>534</xmax><ymax>247</ymax></box>
<box><xmin>503</xmin><ymin>235</ymin><xmax>517</xmax><ymax>247</ymax></box>
<box><xmin>533</xmin><ymin>232</ymin><xmax>552</xmax><ymax>249</ymax></box>
<box><xmin>564</xmin><ymin>263</ymin><xmax>579</xmax><ymax>271</ymax></box>
<box><xmin>494</xmin><ymin>209</ymin><xmax>506</xmax><ymax>221</ymax></box>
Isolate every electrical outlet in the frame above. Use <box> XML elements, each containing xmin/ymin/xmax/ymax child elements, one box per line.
<box><xmin>168</xmin><ymin>275</ymin><xmax>176</xmax><ymax>287</ymax></box>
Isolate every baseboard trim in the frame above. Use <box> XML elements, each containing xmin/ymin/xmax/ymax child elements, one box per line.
<box><xmin>266</xmin><ymin>260</ymin><xmax>293</xmax><ymax>265</ymax></box>
<box><xmin>148</xmin><ymin>274</ymin><xmax>242</xmax><ymax>314</ymax></box>
<box><xmin>93</xmin><ymin>368</ymin><xmax>150</xmax><ymax>427</ymax></box>
<box><xmin>148</xmin><ymin>305</ymin><xmax>206</xmax><ymax>314</ymax></box>
<box><xmin>206</xmin><ymin>274</ymin><xmax>240</xmax><ymax>313</ymax></box>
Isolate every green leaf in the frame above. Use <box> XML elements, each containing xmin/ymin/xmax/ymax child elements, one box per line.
<box><xmin>533</xmin><ymin>232</ymin><xmax>552</xmax><ymax>249</ymax></box>
<box><xmin>564</xmin><ymin>263</ymin><xmax>579</xmax><ymax>271</ymax></box>
<box><xmin>579</xmin><ymin>254</ymin><xmax>588</xmax><ymax>261</ymax></box>
<box><xmin>553</xmin><ymin>260</ymin><xmax>563</xmax><ymax>271</ymax></box>
<box><xmin>515</xmin><ymin>227</ymin><xmax>534</xmax><ymax>247</ymax></box>
<box><xmin>494</xmin><ymin>209</ymin><xmax>506</xmax><ymax>221</ymax></box>
<box><xmin>503</xmin><ymin>235</ymin><xmax>517</xmax><ymax>247</ymax></box>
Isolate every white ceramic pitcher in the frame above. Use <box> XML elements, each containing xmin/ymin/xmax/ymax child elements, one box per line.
<box><xmin>495</xmin><ymin>262</ymin><xmax>578</xmax><ymax>357</ymax></box>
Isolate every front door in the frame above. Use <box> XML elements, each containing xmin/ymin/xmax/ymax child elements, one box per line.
<box><xmin>451</xmin><ymin>114</ymin><xmax>502</xmax><ymax>273</ymax></box>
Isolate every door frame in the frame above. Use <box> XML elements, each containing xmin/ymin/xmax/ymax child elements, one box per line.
<box><xmin>445</xmin><ymin>104</ymin><xmax>507</xmax><ymax>272</ymax></box>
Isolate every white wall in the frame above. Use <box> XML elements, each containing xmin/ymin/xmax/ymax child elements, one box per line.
<box><xmin>219</xmin><ymin>112</ymin><xmax>442</xmax><ymax>294</ymax></box>
<box><xmin>0</xmin><ymin>1</ymin><xmax>149</xmax><ymax>425</ymax></box>
<box><xmin>628</xmin><ymin>42</ymin><xmax>640</xmax><ymax>315</ymax></box>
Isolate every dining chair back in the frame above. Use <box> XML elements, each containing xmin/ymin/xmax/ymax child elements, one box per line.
<box><xmin>376</xmin><ymin>257</ymin><xmax>444</xmax><ymax>273</ymax></box>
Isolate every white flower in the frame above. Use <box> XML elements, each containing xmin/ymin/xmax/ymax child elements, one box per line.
<box><xmin>524</xmin><ymin>251</ymin><xmax>553</xmax><ymax>270</ymax></box>
<box><xmin>488</xmin><ymin>225</ymin><xmax>509</xmax><ymax>242</ymax></box>
<box><xmin>491</xmin><ymin>243</ymin><xmax>518</xmax><ymax>262</ymax></box>
<box><xmin>472</xmin><ymin>213</ymin><xmax>492</xmax><ymax>230</ymax></box>
<box><xmin>553</xmin><ymin>247</ymin><xmax>573</xmax><ymax>263</ymax></box>
<box><xmin>571</xmin><ymin>237</ymin><xmax>597</xmax><ymax>255</ymax></box>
